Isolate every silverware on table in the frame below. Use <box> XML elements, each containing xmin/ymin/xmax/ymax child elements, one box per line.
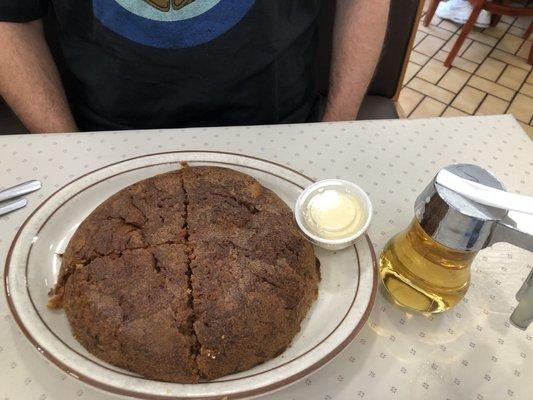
<box><xmin>0</xmin><ymin>180</ymin><xmax>42</xmax><ymax>203</ymax></box>
<box><xmin>0</xmin><ymin>198</ymin><xmax>28</xmax><ymax>217</ymax></box>
<box><xmin>0</xmin><ymin>180</ymin><xmax>42</xmax><ymax>216</ymax></box>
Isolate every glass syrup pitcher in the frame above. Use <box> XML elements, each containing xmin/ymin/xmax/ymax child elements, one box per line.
<box><xmin>380</xmin><ymin>164</ymin><xmax>533</xmax><ymax>329</ymax></box>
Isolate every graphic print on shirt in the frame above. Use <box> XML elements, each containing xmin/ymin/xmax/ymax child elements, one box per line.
<box><xmin>92</xmin><ymin>0</ymin><xmax>256</xmax><ymax>48</ymax></box>
<box><xmin>145</xmin><ymin>0</ymin><xmax>196</xmax><ymax>12</ymax></box>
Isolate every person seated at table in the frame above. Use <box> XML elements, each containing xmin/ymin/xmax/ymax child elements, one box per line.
<box><xmin>0</xmin><ymin>0</ymin><xmax>389</xmax><ymax>134</ymax></box>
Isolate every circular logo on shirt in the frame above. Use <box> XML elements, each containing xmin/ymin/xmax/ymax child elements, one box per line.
<box><xmin>92</xmin><ymin>0</ymin><xmax>256</xmax><ymax>48</ymax></box>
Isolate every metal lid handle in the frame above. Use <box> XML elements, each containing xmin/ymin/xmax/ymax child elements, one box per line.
<box><xmin>436</xmin><ymin>169</ymin><xmax>533</xmax><ymax>215</ymax></box>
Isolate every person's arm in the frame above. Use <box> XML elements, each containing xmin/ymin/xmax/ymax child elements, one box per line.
<box><xmin>0</xmin><ymin>20</ymin><xmax>77</xmax><ymax>133</ymax></box>
<box><xmin>322</xmin><ymin>0</ymin><xmax>390</xmax><ymax>122</ymax></box>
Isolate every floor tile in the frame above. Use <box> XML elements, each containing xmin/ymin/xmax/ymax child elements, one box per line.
<box><xmin>475</xmin><ymin>95</ymin><xmax>510</xmax><ymax>116</ymax></box>
<box><xmin>410</xmin><ymin>50</ymin><xmax>431</xmax><ymax>66</ymax></box>
<box><xmin>434</xmin><ymin>50</ymin><xmax>478</xmax><ymax>73</ymax></box>
<box><xmin>462</xmin><ymin>41</ymin><xmax>492</xmax><ymax>63</ymax></box>
<box><xmin>519</xmin><ymin>82</ymin><xmax>533</xmax><ymax>98</ymax></box>
<box><xmin>410</xmin><ymin>97</ymin><xmax>447</xmax><ymax>118</ymax></box>
<box><xmin>407</xmin><ymin>77</ymin><xmax>456</xmax><ymax>104</ymax></box>
<box><xmin>451</xmin><ymin>86</ymin><xmax>486</xmax><ymax>114</ymax></box>
<box><xmin>476</xmin><ymin>57</ymin><xmax>507</xmax><ymax>81</ymax></box>
<box><xmin>418</xmin><ymin>23</ymin><xmax>455</xmax><ymax>41</ymax></box>
<box><xmin>468</xmin><ymin>75</ymin><xmax>516</xmax><ymax>101</ymax></box>
<box><xmin>518</xmin><ymin>122</ymin><xmax>533</xmax><ymax>140</ymax></box>
<box><xmin>442</xmin><ymin>106</ymin><xmax>469</xmax><ymax>117</ymax></box>
<box><xmin>415</xmin><ymin>35</ymin><xmax>447</xmax><ymax>57</ymax></box>
<box><xmin>483</xmin><ymin>23</ymin><xmax>510</xmax><ymax>39</ymax></box>
<box><xmin>466</xmin><ymin>29</ymin><xmax>499</xmax><ymax>47</ymax></box>
<box><xmin>497</xmin><ymin>65</ymin><xmax>529</xmax><ymax>90</ymax></box>
<box><xmin>438</xmin><ymin>19</ymin><xmax>460</xmax><ymax>33</ymax></box>
<box><xmin>414</xmin><ymin>30</ymin><xmax>427</xmax><ymax>46</ymax></box>
<box><xmin>507</xmin><ymin>93</ymin><xmax>533</xmax><ymax>123</ymax></box>
<box><xmin>508</xmin><ymin>26</ymin><xmax>526</xmax><ymax>38</ymax></box>
<box><xmin>442</xmin><ymin>34</ymin><xmax>473</xmax><ymax>57</ymax></box>
<box><xmin>513</xmin><ymin>16</ymin><xmax>533</xmax><ymax>30</ymax></box>
<box><xmin>398</xmin><ymin>87</ymin><xmax>424</xmax><ymax>115</ymax></box>
<box><xmin>438</xmin><ymin>67</ymin><xmax>470</xmax><ymax>93</ymax></box>
<box><xmin>430</xmin><ymin>15</ymin><xmax>444</xmax><ymax>26</ymax></box>
<box><xmin>490</xmin><ymin>49</ymin><xmax>532</xmax><ymax>72</ymax></box>
<box><xmin>404</xmin><ymin>62</ymin><xmax>422</xmax><ymax>83</ymax></box>
<box><xmin>417</xmin><ymin>59</ymin><xmax>449</xmax><ymax>84</ymax></box>
<box><xmin>400</xmin><ymin>2</ymin><xmax>533</xmax><ymax>128</ymax></box>
<box><xmin>516</xmin><ymin>40</ymin><xmax>531</xmax><ymax>61</ymax></box>
<box><xmin>496</xmin><ymin>33</ymin><xmax>525</xmax><ymax>54</ymax></box>
<box><xmin>501</xmin><ymin>15</ymin><xmax>516</xmax><ymax>25</ymax></box>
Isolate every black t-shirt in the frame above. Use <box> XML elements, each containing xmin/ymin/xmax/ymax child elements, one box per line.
<box><xmin>0</xmin><ymin>0</ymin><xmax>322</xmax><ymax>130</ymax></box>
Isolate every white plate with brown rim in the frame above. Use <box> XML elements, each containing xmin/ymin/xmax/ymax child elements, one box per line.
<box><xmin>5</xmin><ymin>151</ymin><xmax>377</xmax><ymax>399</ymax></box>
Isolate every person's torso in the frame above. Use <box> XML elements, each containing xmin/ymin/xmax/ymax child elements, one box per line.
<box><xmin>50</xmin><ymin>0</ymin><xmax>322</xmax><ymax>130</ymax></box>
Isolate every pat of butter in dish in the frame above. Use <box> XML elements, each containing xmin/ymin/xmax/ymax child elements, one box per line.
<box><xmin>304</xmin><ymin>188</ymin><xmax>365</xmax><ymax>239</ymax></box>
<box><xmin>295</xmin><ymin>179</ymin><xmax>372</xmax><ymax>250</ymax></box>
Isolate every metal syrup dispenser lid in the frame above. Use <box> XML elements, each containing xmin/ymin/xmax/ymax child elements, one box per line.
<box><xmin>415</xmin><ymin>164</ymin><xmax>506</xmax><ymax>251</ymax></box>
<box><xmin>415</xmin><ymin>164</ymin><xmax>533</xmax><ymax>330</ymax></box>
<box><xmin>414</xmin><ymin>164</ymin><xmax>533</xmax><ymax>252</ymax></box>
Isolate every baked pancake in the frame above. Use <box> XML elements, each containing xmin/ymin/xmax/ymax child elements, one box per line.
<box><xmin>49</xmin><ymin>166</ymin><xmax>320</xmax><ymax>383</ymax></box>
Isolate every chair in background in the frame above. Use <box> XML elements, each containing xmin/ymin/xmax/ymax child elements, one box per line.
<box><xmin>424</xmin><ymin>0</ymin><xmax>533</xmax><ymax>67</ymax></box>
<box><xmin>0</xmin><ymin>0</ymin><xmax>424</xmax><ymax>134</ymax></box>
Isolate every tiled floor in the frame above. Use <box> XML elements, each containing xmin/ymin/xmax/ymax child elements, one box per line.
<box><xmin>398</xmin><ymin>0</ymin><xmax>533</xmax><ymax>139</ymax></box>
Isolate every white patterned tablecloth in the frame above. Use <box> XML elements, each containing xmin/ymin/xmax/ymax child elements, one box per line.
<box><xmin>0</xmin><ymin>115</ymin><xmax>532</xmax><ymax>400</ymax></box>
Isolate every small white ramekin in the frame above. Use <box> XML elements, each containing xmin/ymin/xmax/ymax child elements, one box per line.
<box><xmin>294</xmin><ymin>179</ymin><xmax>373</xmax><ymax>251</ymax></box>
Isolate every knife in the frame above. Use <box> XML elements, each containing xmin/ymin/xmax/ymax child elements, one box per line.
<box><xmin>0</xmin><ymin>180</ymin><xmax>42</xmax><ymax>203</ymax></box>
<box><xmin>0</xmin><ymin>198</ymin><xmax>27</xmax><ymax>217</ymax></box>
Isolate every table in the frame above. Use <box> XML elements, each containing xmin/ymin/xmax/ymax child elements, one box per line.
<box><xmin>0</xmin><ymin>115</ymin><xmax>531</xmax><ymax>400</ymax></box>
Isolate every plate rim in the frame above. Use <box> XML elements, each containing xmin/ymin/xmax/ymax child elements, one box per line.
<box><xmin>4</xmin><ymin>150</ymin><xmax>378</xmax><ymax>399</ymax></box>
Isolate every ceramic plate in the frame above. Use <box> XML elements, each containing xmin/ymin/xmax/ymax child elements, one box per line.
<box><xmin>5</xmin><ymin>151</ymin><xmax>377</xmax><ymax>399</ymax></box>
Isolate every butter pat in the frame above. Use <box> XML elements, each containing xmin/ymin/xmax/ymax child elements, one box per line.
<box><xmin>305</xmin><ymin>188</ymin><xmax>365</xmax><ymax>239</ymax></box>
<box><xmin>295</xmin><ymin>179</ymin><xmax>372</xmax><ymax>250</ymax></box>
